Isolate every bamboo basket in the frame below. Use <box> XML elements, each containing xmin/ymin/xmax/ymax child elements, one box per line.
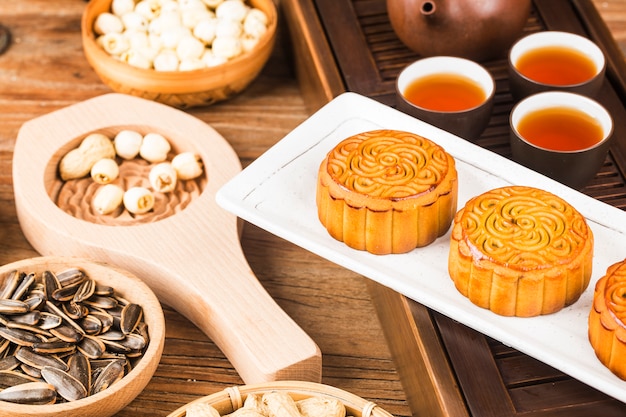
<box><xmin>167</xmin><ymin>381</ymin><xmax>396</xmax><ymax>417</ymax></box>
<box><xmin>81</xmin><ymin>0</ymin><xmax>277</xmax><ymax>109</ymax></box>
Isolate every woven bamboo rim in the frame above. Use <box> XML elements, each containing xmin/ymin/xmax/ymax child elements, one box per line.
<box><xmin>81</xmin><ymin>0</ymin><xmax>277</xmax><ymax>108</ymax></box>
<box><xmin>166</xmin><ymin>381</ymin><xmax>395</xmax><ymax>417</ymax></box>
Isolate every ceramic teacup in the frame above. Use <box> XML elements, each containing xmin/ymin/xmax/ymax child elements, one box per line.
<box><xmin>510</xmin><ymin>91</ymin><xmax>613</xmax><ymax>189</ymax></box>
<box><xmin>508</xmin><ymin>31</ymin><xmax>606</xmax><ymax>100</ymax></box>
<box><xmin>396</xmin><ymin>56</ymin><xmax>495</xmax><ymax>140</ymax></box>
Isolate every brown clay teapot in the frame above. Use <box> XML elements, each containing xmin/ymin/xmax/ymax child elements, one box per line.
<box><xmin>387</xmin><ymin>0</ymin><xmax>532</xmax><ymax>62</ymax></box>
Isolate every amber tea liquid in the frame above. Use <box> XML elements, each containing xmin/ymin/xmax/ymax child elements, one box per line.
<box><xmin>517</xmin><ymin>106</ymin><xmax>604</xmax><ymax>151</ymax></box>
<box><xmin>515</xmin><ymin>45</ymin><xmax>597</xmax><ymax>85</ymax></box>
<box><xmin>403</xmin><ymin>73</ymin><xmax>486</xmax><ymax>111</ymax></box>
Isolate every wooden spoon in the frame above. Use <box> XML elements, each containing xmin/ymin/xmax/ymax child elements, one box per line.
<box><xmin>12</xmin><ymin>93</ymin><xmax>321</xmax><ymax>384</ymax></box>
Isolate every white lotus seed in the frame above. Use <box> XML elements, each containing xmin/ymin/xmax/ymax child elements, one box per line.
<box><xmin>179</xmin><ymin>0</ymin><xmax>206</xmax><ymax>11</ymax></box>
<box><xmin>91</xmin><ymin>158</ymin><xmax>120</xmax><ymax>184</ymax></box>
<box><xmin>112</xmin><ymin>0</ymin><xmax>136</xmax><ymax>17</ymax></box>
<box><xmin>243</xmin><ymin>13</ymin><xmax>267</xmax><ymax>38</ymax></box>
<box><xmin>215</xmin><ymin>18</ymin><xmax>242</xmax><ymax>38</ymax></box>
<box><xmin>121</xmin><ymin>11</ymin><xmax>148</xmax><ymax>32</ymax></box>
<box><xmin>201</xmin><ymin>49</ymin><xmax>227</xmax><ymax>67</ymax></box>
<box><xmin>160</xmin><ymin>25</ymin><xmax>191</xmax><ymax>50</ymax></box>
<box><xmin>202</xmin><ymin>0</ymin><xmax>224</xmax><ymax>8</ymax></box>
<box><xmin>181</xmin><ymin>8</ymin><xmax>213</xmax><ymax>29</ymax></box>
<box><xmin>154</xmin><ymin>50</ymin><xmax>180</xmax><ymax>71</ymax></box>
<box><xmin>211</xmin><ymin>35</ymin><xmax>242</xmax><ymax>59</ymax></box>
<box><xmin>246</xmin><ymin>8</ymin><xmax>268</xmax><ymax>26</ymax></box>
<box><xmin>176</xmin><ymin>35</ymin><xmax>205</xmax><ymax>60</ymax></box>
<box><xmin>179</xmin><ymin>58</ymin><xmax>206</xmax><ymax>71</ymax></box>
<box><xmin>123</xmin><ymin>187</ymin><xmax>155</xmax><ymax>214</ymax></box>
<box><xmin>241</xmin><ymin>34</ymin><xmax>259</xmax><ymax>53</ymax></box>
<box><xmin>161</xmin><ymin>0</ymin><xmax>181</xmax><ymax>13</ymax></box>
<box><xmin>124</xmin><ymin>29</ymin><xmax>149</xmax><ymax>49</ymax></box>
<box><xmin>97</xmin><ymin>33</ymin><xmax>130</xmax><ymax>56</ymax></box>
<box><xmin>94</xmin><ymin>12</ymin><xmax>124</xmax><ymax>35</ymax></box>
<box><xmin>149</xmin><ymin>162</ymin><xmax>178</xmax><ymax>193</ymax></box>
<box><xmin>215</xmin><ymin>0</ymin><xmax>248</xmax><ymax>22</ymax></box>
<box><xmin>119</xmin><ymin>48</ymin><xmax>153</xmax><ymax>69</ymax></box>
<box><xmin>171</xmin><ymin>152</ymin><xmax>203</xmax><ymax>180</ymax></box>
<box><xmin>93</xmin><ymin>184</ymin><xmax>125</xmax><ymax>215</ymax></box>
<box><xmin>140</xmin><ymin>132</ymin><xmax>171</xmax><ymax>162</ymax></box>
<box><xmin>193</xmin><ymin>17</ymin><xmax>217</xmax><ymax>45</ymax></box>
<box><xmin>114</xmin><ymin>130</ymin><xmax>143</xmax><ymax>159</ymax></box>
<box><xmin>134</xmin><ymin>0</ymin><xmax>161</xmax><ymax>20</ymax></box>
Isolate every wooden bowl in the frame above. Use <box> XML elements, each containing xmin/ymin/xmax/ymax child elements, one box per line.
<box><xmin>81</xmin><ymin>0</ymin><xmax>278</xmax><ymax>108</ymax></box>
<box><xmin>0</xmin><ymin>256</ymin><xmax>165</xmax><ymax>417</ymax></box>
<box><xmin>166</xmin><ymin>381</ymin><xmax>395</xmax><ymax>417</ymax></box>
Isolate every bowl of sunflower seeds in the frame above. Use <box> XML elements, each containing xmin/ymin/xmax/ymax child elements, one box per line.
<box><xmin>0</xmin><ymin>256</ymin><xmax>165</xmax><ymax>417</ymax></box>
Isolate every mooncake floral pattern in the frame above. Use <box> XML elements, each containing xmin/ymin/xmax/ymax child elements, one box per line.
<box><xmin>326</xmin><ymin>130</ymin><xmax>450</xmax><ymax>198</ymax></box>
<box><xmin>459</xmin><ymin>186</ymin><xmax>589</xmax><ymax>269</ymax></box>
<box><xmin>605</xmin><ymin>263</ymin><xmax>626</xmax><ymax>324</ymax></box>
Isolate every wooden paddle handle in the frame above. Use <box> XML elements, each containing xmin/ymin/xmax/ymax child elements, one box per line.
<box><xmin>122</xmin><ymin>238</ymin><xmax>323</xmax><ymax>384</ymax></box>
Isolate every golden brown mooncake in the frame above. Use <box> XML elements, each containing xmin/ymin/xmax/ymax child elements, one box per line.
<box><xmin>589</xmin><ymin>260</ymin><xmax>626</xmax><ymax>380</ymax></box>
<box><xmin>448</xmin><ymin>185</ymin><xmax>593</xmax><ymax>317</ymax></box>
<box><xmin>316</xmin><ymin>129</ymin><xmax>458</xmax><ymax>255</ymax></box>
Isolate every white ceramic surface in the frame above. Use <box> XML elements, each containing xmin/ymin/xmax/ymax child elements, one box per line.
<box><xmin>216</xmin><ymin>92</ymin><xmax>626</xmax><ymax>402</ymax></box>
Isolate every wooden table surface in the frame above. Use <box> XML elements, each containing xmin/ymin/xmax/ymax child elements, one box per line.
<box><xmin>0</xmin><ymin>1</ymin><xmax>625</xmax><ymax>416</ymax></box>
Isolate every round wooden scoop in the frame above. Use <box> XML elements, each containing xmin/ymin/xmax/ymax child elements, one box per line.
<box><xmin>12</xmin><ymin>93</ymin><xmax>321</xmax><ymax>384</ymax></box>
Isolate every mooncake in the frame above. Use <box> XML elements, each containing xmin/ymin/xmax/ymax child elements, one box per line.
<box><xmin>448</xmin><ymin>185</ymin><xmax>593</xmax><ymax>317</ymax></box>
<box><xmin>316</xmin><ymin>129</ymin><xmax>457</xmax><ymax>255</ymax></box>
<box><xmin>589</xmin><ymin>259</ymin><xmax>626</xmax><ymax>380</ymax></box>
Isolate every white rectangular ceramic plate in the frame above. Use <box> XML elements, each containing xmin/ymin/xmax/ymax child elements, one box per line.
<box><xmin>216</xmin><ymin>92</ymin><xmax>626</xmax><ymax>402</ymax></box>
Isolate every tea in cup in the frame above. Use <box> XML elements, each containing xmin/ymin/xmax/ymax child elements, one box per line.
<box><xmin>510</xmin><ymin>91</ymin><xmax>613</xmax><ymax>189</ymax></box>
<box><xmin>396</xmin><ymin>56</ymin><xmax>495</xmax><ymax>140</ymax></box>
<box><xmin>508</xmin><ymin>31</ymin><xmax>605</xmax><ymax>99</ymax></box>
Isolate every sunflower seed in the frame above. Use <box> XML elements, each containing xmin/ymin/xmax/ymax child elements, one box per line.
<box><xmin>32</xmin><ymin>341</ymin><xmax>76</xmax><ymax>355</ymax></box>
<box><xmin>15</xmin><ymin>348</ymin><xmax>68</xmax><ymax>371</ymax></box>
<box><xmin>67</xmin><ymin>352</ymin><xmax>91</xmax><ymax>394</ymax></box>
<box><xmin>38</xmin><ymin>312</ymin><xmax>62</xmax><ymax>330</ymax></box>
<box><xmin>0</xmin><ymin>369</ymin><xmax>39</xmax><ymax>389</ymax></box>
<box><xmin>120</xmin><ymin>303</ymin><xmax>142</xmax><ymax>334</ymax></box>
<box><xmin>0</xmin><ymin>355</ymin><xmax>19</xmax><ymax>371</ymax></box>
<box><xmin>0</xmin><ymin>299</ymin><xmax>29</xmax><ymax>315</ymax></box>
<box><xmin>77</xmin><ymin>335</ymin><xmax>105</xmax><ymax>359</ymax></box>
<box><xmin>91</xmin><ymin>360</ymin><xmax>124</xmax><ymax>395</ymax></box>
<box><xmin>73</xmin><ymin>278</ymin><xmax>96</xmax><ymax>303</ymax></box>
<box><xmin>49</xmin><ymin>324</ymin><xmax>83</xmax><ymax>343</ymax></box>
<box><xmin>80</xmin><ymin>315</ymin><xmax>102</xmax><ymax>335</ymax></box>
<box><xmin>0</xmin><ymin>270</ymin><xmax>21</xmax><ymax>300</ymax></box>
<box><xmin>0</xmin><ymin>381</ymin><xmax>57</xmax><ymax>405</ymax></box>
<box><xmin>41</xmin><ymin>366</ymin><xmax>87</xmax><ymax>402</ymax></box>
<box><xmin>0</xmin><ymin>327</ymin><xmax>42</xmax><ymax>347</ymax></box>
<box><xmin>10</xmin><ymin>273</ymin><xmax>35</xmax><ymax>301</ymax></box>
<box><xmin>9</xmin><ymin>311</ymin><xmax>40</xmax><ymax>326</ymax></box>
<box><xmin>56</xmin><ymin>268</ymin><xmax>86</xmax><ymax>288</ymax></box>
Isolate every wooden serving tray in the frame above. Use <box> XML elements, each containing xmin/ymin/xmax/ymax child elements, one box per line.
<box><xmin>281</xmin><ymin>0</ymin><xmax>626</xmax><ymax>416</ymax></box>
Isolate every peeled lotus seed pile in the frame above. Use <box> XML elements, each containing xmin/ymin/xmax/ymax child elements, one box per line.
<box><xmin>94</xmin><ymin>0</ymin><xmax>270</xmax><ymax>71</ymax></box>
<box><xmin>58</xmin><ymin>130</ymin><xmax>203</xmax><ymax>216</ymax></box>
